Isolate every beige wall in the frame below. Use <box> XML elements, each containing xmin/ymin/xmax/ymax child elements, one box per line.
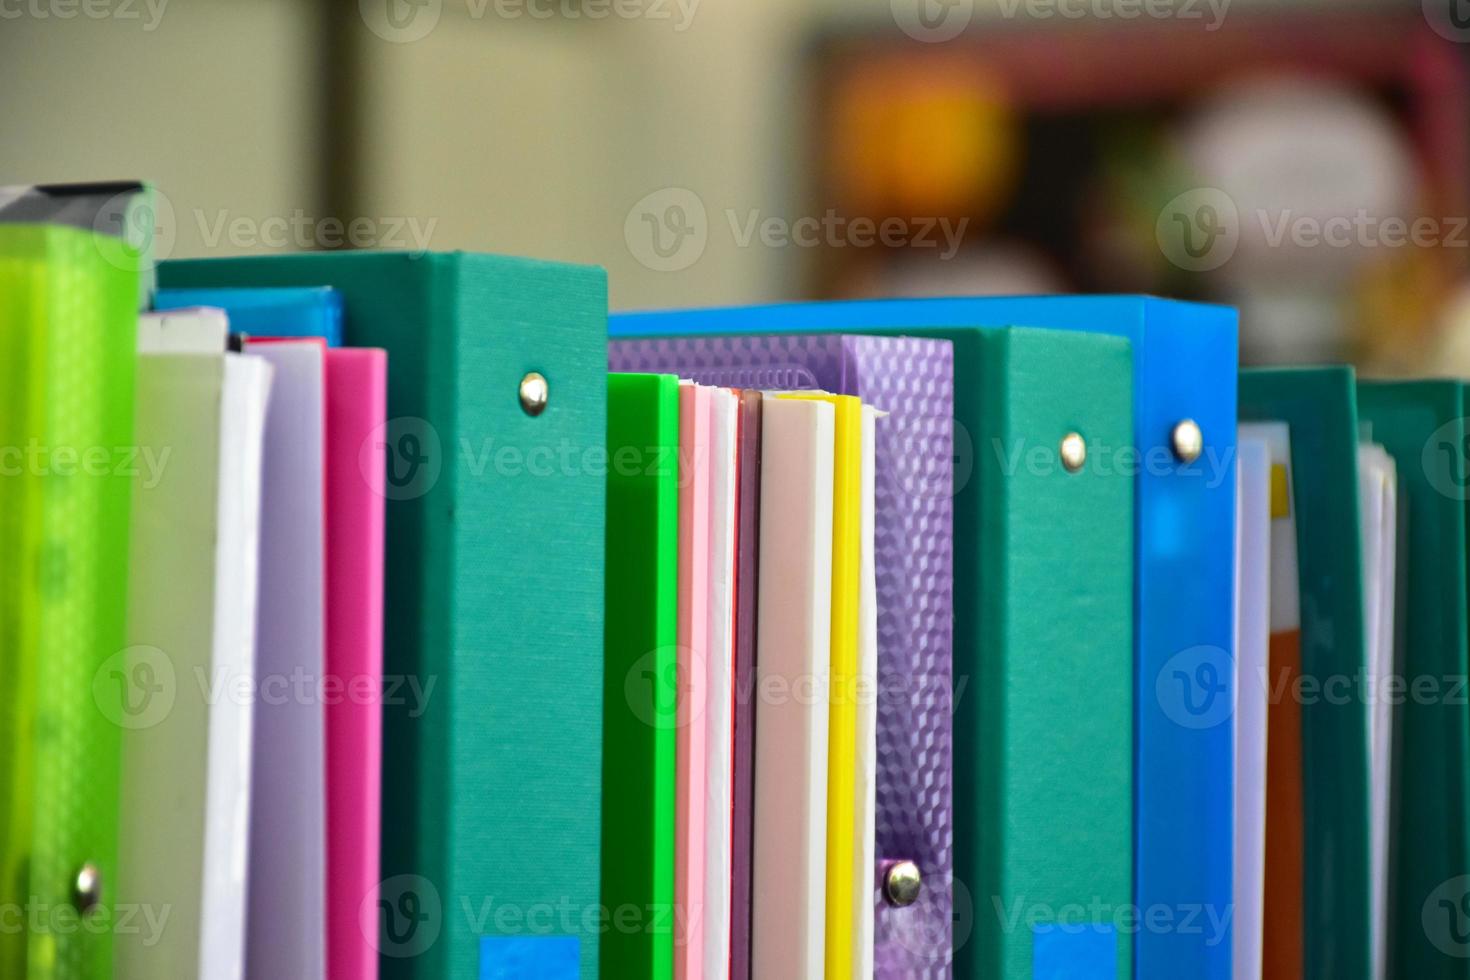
<box><xmin>0</xmin><ymin>0</ymin><xmax>1393</xmax><ymax>308</ymax></box>
<box><xmin>0</xmin><ymin>0</ymin><xmax>321</xmax><ymax>262</ymax></box>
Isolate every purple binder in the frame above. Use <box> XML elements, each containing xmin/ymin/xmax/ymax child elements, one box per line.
<box><xmin>610</xmin><ymin>334</ymin><xmax>955</xmax><ymax>978</ymax></box>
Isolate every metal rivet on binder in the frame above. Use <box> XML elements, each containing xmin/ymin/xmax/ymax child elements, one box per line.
<box><xmin>1060</xmin><ymin>432</ymin><xmax>1087</xmax><ymax>473</ymax></box>
<box><xmin>73</xmin><ymin>863</ymin><xmax>101</xmax><ymax>914</ymax></box>
<box><xmin>1171</xmin><ymin>418</ymin><xmax>1203</xmax><ymax>464</ymax></box>
<box><xmin>883</xmin><ymin>860</ymin><xmax>923</xmax><ymax>907</ymax></box>
<box><xmin>519</xmin><ymin>372</ymin><xmax>549</xmax><ymax>416</ymax></box>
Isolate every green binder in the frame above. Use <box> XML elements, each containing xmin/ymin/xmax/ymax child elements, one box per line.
<box><xmin>1240</xmin><ymin>367</ymin><xmax>1371</xmax><ymax>980</ymax></box>
<box><xmin>601</xmin><ymin>373</ymin><xmax>678</xmax><ymax>980</ymax></box>
<box><xmin>160</xmin><ymin>251</ymin><xmax>609</xmax><ymax>980</ymax></box>
<box><xmin>0</xmin><ymin>223</ymin><xmax>140</xmax><ymax>980</ymax></box>
<box><xmin>968</xmin><ymin>327</ymin><xmax>1134</xmax><ymax>980</ymax></box>
<box><xmin>1356</xmin><ymin>380</ymin><xmax>1470</xmax><ymax>979</ymax></box>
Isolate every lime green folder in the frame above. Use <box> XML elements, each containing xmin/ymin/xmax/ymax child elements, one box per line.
<box><xmin>1356</xmin><ymin>380</ymin><xmax>1470</xmax><ymax>979</ymax></box>
<box><xmin>1240</xmin><ymin>367</ymin><xmax>1371</xmax><ymax>980</ymax></box>
<box><xmin>601</xmin><ymin>373</ymin><xmax>679</xmax><ymax>980</ymax></box>
<box><xmin>0</xmin><ymin>223</ymin><xmax>140</xmax><ymax>980</ymax></box>
<box><xmin>160</xmin><ymin>251</ymin><xmax>608</xmax><ymax>980</ymax></box>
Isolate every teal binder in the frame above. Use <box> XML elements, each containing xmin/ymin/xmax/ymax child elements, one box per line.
<box><xmin>1239</xmin><ymin>367</ymin><xmax>1371</xmax><ymax>980</ymax></box>
<box><xmin>971</xmin><ymin>327</ymin><xmax>1134</xmax><ymax>980</ymax></box>
<box><xmin>1356</xmin><ymin>381</ymin><xmax>1470</xmax><ymax>980</ymax></box>
<box><xmin>160</xmin><ymin>252</ymin><xmax>608</xmax><ymax>980</ymax></box>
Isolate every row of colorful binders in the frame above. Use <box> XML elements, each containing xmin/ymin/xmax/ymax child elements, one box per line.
<box><xmin>2</xmin><ymin>183</ymin><xmax>1468</xmax><ymax>980</ymax></box>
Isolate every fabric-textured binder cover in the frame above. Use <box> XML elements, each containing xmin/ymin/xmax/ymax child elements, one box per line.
<box><xmin>601</xmin><ymin>373</ymin><xmax>679</xmax><ymax>980</ymax></box>
<box><xmin>160</xmin><ymin>252</ymin><xmax>608</xmax><ymax>980</ymax></box>
<box><xmin>610</xmin><ymin>334</ymin><xmax>954</xmax><ymax>977</ymax></box>
<box><xmin>0</xmin><ymin>223</ymin><xmax>139</xmax><ymax>980</ymax></box>
<box><xmin>1356</xmin><ymin>381</ymin><xmax>1470</xmax><ymax>980</ymax></box>
<box><xmin>1240</xmin><ymin>368</ymin><xmax>1371</xmax><ymax>980</ymax></box>
<box><xmin>972</xmin><ymin>327</ymin><xmax>1134</xmax><ymax>980</ymax></box>
<box><xmin>325</xmin><ymin>347</ymin><xmax>388</xmax><ymax>980</ymax></box>
<box><xmin>154</xmin><ymin>286</ymin><xmax>344</xmax><ymax>345</ymax></box>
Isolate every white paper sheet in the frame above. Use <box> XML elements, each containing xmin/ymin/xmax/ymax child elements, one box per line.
<box><xmin>1358</xmin><ymin>443</ymin><xmax>1398</xmax><ymax>980</ymax></box>
<box><xmin>1233</xmin><ymin>427</ymin><xmax>1276</xmax><ymax>980</ymax></box>
<box><xmin>704</xmin><ymin>387</ymin><xmax>739</xmax><ymax>980</ymax></box>
<box><xmin>853</xmin><ymin>403</ymin><xmax>879</xmax><ymax>980</ymax></box>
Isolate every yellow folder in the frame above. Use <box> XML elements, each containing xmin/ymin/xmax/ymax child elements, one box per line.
<box><xmin>781</xmin><ymin>392</ymin><xmax>863</xmax><ymax>979</ymax></box>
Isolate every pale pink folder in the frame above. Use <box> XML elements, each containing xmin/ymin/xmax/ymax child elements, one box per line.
<box><xmin>677</xmin><ymin>383</ymin><xmax>712</xmax><ymax>980</ymax></box>
<box><xmin>325</xmin><ymin>348</ymin><xmax>388</xmax><ymax>980</ymax></box>
<box><xmin>704</xmin><ymin>387</ymin><xmax>739</xmax><ymax>980</ymax></box>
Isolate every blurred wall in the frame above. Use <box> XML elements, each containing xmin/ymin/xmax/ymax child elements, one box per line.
<box><xmin>0</xmin><ymin>0</ymin><xmax>1406</xmax><ymax>311</ymax></box>
<box><xmin>0</xmin><ymin>0</ymin><xmax>322</xmax><ymax>263</ymax></box>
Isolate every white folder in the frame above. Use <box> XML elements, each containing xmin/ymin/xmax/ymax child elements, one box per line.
<box><xmin>1232</xmin><ymin>431</ymin><xmax>1272</xmax><ymax>980</ymax></box>
<box><xmin>117</xmin><ymin>347</ymin><xmax>272</xmax><ymax>980</ymax></box>
<box><xmin>243</xmin><ymin>340</ymin><xmax>328</xmax><ymax>980</ymax></box>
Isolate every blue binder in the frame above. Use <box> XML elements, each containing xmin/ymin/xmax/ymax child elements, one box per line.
<box><xmin>154</xmin><ymin>286</ymin><xmax>343</xmax><ymax>345</ymax></box>
<box><xmin>610</xmin><ymin>296</ymin><xmax>1238</xmax><ymax>980</ymax></box>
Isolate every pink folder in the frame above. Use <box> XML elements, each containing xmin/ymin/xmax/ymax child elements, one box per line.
<box><xmin>676</xmin><ymin>383</ymin><xmax>712</xmax><ymax>980</ymax></box>
<box><xmin>324</xmin><ymin>348</ymin><xmax>387</xmax><ymax>980</ymax></box>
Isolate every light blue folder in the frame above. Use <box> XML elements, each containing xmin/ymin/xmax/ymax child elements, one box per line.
<box><xmin>154</xmin><ymin>286</ymin><xmax>343</xmax><ymax>345</ymax></box>
<box><xmin>610</xmin><ymin>296</ymin><xmax>1238</xmax><ymax>980</ymax></box>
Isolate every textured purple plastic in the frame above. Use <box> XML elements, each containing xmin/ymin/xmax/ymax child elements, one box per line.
<box><xmin>609</xmin><ymin>335</ymin><xmax>956</xmax><ymax>978</ymax></box>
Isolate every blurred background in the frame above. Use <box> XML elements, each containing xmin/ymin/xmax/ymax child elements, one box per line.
<box><xmin>4</xmin><ymin>0</ymin><xmax>1468</xmax><ymax>369</ymax></box>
